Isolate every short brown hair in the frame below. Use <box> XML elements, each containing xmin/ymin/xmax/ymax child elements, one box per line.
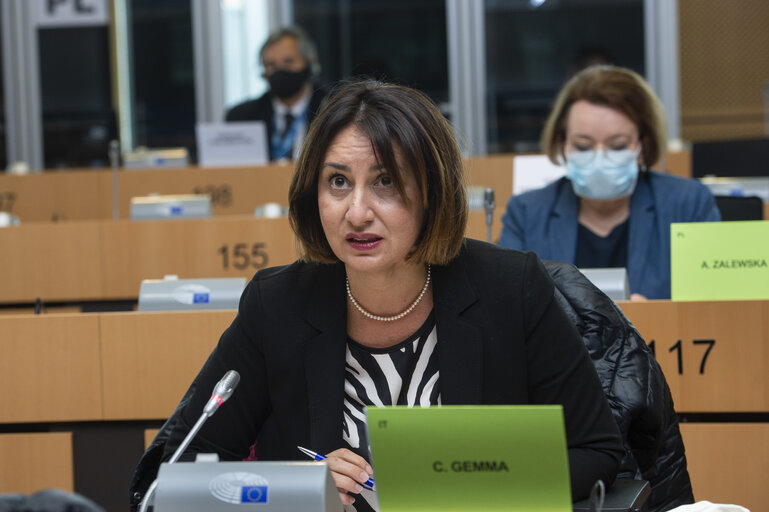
<box><xmin>541</xmin><ymin>66</ymin><xmax>667</xmax><ymax>168</ymax></box>
<box><xmin>289</xmin><ymin>80</ymin><xmax>468</xmax><ymax>265</ymax></box>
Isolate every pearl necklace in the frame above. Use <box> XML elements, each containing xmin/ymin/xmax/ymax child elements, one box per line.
<box><xmin>346</xmin><ymin>264</ymin><xmax>431</xmax><ymax>322</ymax></box>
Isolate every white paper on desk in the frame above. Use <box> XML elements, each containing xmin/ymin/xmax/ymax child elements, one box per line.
<box><xmin>513</xmin><ymin>154</ymin><xmax>566</xmax><ymax>195</ymax></box>
<box><xmin>196</xmin><ymin>122</ymin><xmax>268</xmax><ymax>167</ymax></box>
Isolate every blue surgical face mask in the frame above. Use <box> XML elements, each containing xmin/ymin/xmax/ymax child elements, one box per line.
<box><xmin>565</xmin><ymin>148</ymin><xmax>640</xmax><ymax>200</ymax></box>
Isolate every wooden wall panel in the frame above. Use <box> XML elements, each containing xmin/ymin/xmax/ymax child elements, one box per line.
<box><xmin>680</xmin><ymin>423</ymin><xmax>768</xmax><ymax>511</ymax></box>
<box><xmin>100</xmin><ymin>310</ymin><xmax>235</xmax><ymax>420</ymax></box>
<box><xmin>619</xmin><ymin>300</ymin><xmax>769</xmax><ymax>412</ymax></box>
<box><xmin>679</xmin><ymin>0</ymin><xmax>769</xmax><ymax>141</ymax></box>
<box><xmin>0</xmin><ymin>433</ymin><xmax>74</xmax><ymax>493</ymax></box>
<box><xmin>0</xmin><ymin>315</ymin><xmax>103</xmax><ymax>423</ymax></box>
<box><xmin>0</xmin><ymin>221</ymin><xmax>104</xmax><ymax>303</ymax></box>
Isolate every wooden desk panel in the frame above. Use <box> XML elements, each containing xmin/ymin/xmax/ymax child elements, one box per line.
<box><xmin>0</xmin><ymin>221</ymin><xmax>103</xmax><ymax>303</ymax></box>
<box><xmin>145</xmin><ymin>429</ymin><xmax>161</xmax><ymax>448</ymax></box>
<box><xmin>0</xmin><ymin>171</ymin><xmax>112</xmax><ymax>222</ymax></box>
<box><xmin>100</xmin><ymin>310</ymin><xmax>235</xmax><ymax>419</ymax></box>
<box><xmin>620</xmin><ymin>300</ymin><xmax>769</xmax><ymax>412</ymax></box>
<box><xmin>0</xmin><ymin>315</ymin><xmax>103</xmax><ymax>422</ymax></box>
<box><xmin>466</xmin><ymin>211</ymin><xmax>496</xmax><ymax>243</ymax></box>
<box><xmin>99</xmin><ymin>216</ymin><xmax>297</xmax><ymax>298</ymax></box>
<box><xmin>0</xmin><ymin>152</ymin><xmax>692</xmax><ymax>224</ymax></box>
<box><xmin>680</xmin><ymin>423</ymin><xmax>768</xmax><ymax>510</ymax></box>
<box><xmin>118</xmin><ymin>164</ymin><xmax>293</xmax><ymax>218</ymax></box>
<box><xmin>664</xmin><ymin>150</ymin><xmax>692</xmax><ymax>178</ymax></box>
<box><xmin>0</xmin><ymin>433</ymin><xmax>74</xmax><ymax>493</ymax></box>
<box><xmin>466</xmin><ymin>154</ymin><xmax>514</xmax><ymax>243</ymax></box>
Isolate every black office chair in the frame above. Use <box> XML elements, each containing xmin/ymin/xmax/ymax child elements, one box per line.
<box><xmin>714</xmin><ymin>195</ymin><xmax>764</xmax><ymax>221</ymax></box>
<box><xmin>692</xmin><ymin>138</ymin><xmax>769</xmax><ymax>178</ymax></box>
<box><xmin>545</xmin><ymin>261</ymin><xmax>694</xmax><ymax>512</ymax></box>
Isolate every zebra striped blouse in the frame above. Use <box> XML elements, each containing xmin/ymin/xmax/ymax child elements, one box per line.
<box><xmin>341</xmin><ymin>312</ymin><xmax>440</xmax><ymax>512</ymax></box>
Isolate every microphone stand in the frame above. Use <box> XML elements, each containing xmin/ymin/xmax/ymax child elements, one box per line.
<box><xmin>138</xmin><ymin>371</ymin><xmax>240</xmax><ymax>512</ymax></box>
<box><xmin>484</xmin><ymin>188</ymin><xmax>495</xmax><ymax>243</ymax></box>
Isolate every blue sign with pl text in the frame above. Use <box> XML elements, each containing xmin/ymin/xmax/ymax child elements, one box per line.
<box><xmin>241</xmin><ymin>486</ymin><xmax>268</xmax><ymax>503</ymax></box>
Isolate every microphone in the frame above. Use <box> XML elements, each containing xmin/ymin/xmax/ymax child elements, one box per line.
<box><xmin>203</xmin><ymin>369</ymin><xmax>241</xmax><ymax>416</ymax></box>
<box><xmin>483</xmin><ymin>188</ymin><xmax>495</xmax><ymax>243</ymax></box>
<box><xmin>138</xmin><ymin>370</ymin><xmax>241</xmax><ymax>512</ymax></box>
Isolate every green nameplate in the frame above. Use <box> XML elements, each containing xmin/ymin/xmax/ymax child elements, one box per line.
<box><xmin>367</xmin><ymin>405</ymin><xmax>571</xmax><ymax>512</ymax></box>
<box><xmin>671</xmin><ymin>221</ymin><xmax>769</xmax><ymax>301</ymax></box>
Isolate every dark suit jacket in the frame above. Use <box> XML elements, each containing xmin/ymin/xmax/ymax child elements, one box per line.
<box><xmin>499</xmin><ymin>171</ymin><xmax>721</xmax><ymax>299</ymax></box>
<box><xmin>163</xmin><ymin>239</ymin><xmax>623</xmax><ymax>500</ymax></box>
<box><xmin>225</xmin><ymin>87</ymin><xmax>327</xmax><ymax>160</ymax></box>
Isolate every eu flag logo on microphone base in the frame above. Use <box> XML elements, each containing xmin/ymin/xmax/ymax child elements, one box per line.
<box><xmin>241</xmin><ymin>486</ymin><xmax>268</xmax><ymax>503</ymax></box>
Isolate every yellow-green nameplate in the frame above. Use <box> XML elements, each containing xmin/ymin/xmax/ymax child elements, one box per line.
<box><xmin>671</xmin><ymin>221</ymin><xmax>769</xmax><ymax>301</ymax></box>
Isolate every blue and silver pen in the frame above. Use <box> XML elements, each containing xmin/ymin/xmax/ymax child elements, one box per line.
<box><xmin>297</xmin><ymin>445</ymin><xmax>375</xmax><ymax>491</ymax></box>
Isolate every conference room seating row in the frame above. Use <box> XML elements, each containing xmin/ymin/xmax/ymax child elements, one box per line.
<box><xmin>0</xmin><ymin>303</ymin><xmax>767</xmax><ymax>509</ymax></box>
<box><xmin>0</xmin><ymin>211</ymin><xmax>504</xmax><ymax>306</ymax></box>
<box><xmin>0</xmin><ymin>155</ymin><xmax>512</xmax><ymax>223</ymax></box>
<box><xmin>0</xmin><ymin>151</ymin><xmax>699</xmax><ymax>224</ymax></box>
<box><xmin>2</xmin><ymin>301</ymin><xmax>767</xmax><ymax>420</ymax></box>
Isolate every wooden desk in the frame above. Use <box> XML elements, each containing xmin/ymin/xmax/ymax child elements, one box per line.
<box><xmin>99</xmin><ymin>215</ymin><xmax>296</xmax><ymax>298</ymax></box>
<box><xmin>0</xmin><ymin>157</ymin><xmax>516</xmax><ymax>223</ymax></box>
<box><xmin>664</xmin><ymin>150</ymin><xmax>693</xmax><ymax>178</ymax></box>
<box><xmin>0</xmin><ymin>300</ymin><xmax>766</xmax><ymax>504</ymax></box>
<box><xmin>0</xmin><ymin>433</ymin><xmax>74</xmax><ymax>494</ymax></box>
<box><xmin>100</xmin><ymin>310</ymin><xmax>234</xmax><ymax>420</ymax></box>
<box><xmin>679</xmin><ymin>423</ymin><xmax>768</xmax><ymax>511</ymax></box>
<box><xmin>0</xmin><ymin>170</ymin><xmax>111</xmax><ymax>222</ymax></box>
<box><xmin>1</xmin><ymin>152</ymin><xmax>695</xmax><ymax>224</ymax></box>
<box><xmin>620</xmin><ymin>300</ymin><xmax>769</xmax><ymax>412</ymax></box>
<box><xmin>0</xmin><ymin>213</ymin><xmax>499</xmax><ymax>305</ymax></box>
<box><xmin>466</xmin><ymin>154</ymin><xmax>514</xmax><ymax>242</ymax></box>
<box><xmin>0</xmin><ymin>315</ymin><xmax>103</xmax><ymax>423</ymax></box>
<box><xmin>0</xmin><ymin>216</ymin><xmax>297</xmax><ymax>304</ymax></box>
<box><xmin>117</xmin><ymin>164</ymin><xmax>293</xmax><ymax>218</ymax></box>
<box><xmin>2</xmin><ymin>300</ymin><xmax>763</xmax><ymax>423</ymax></box>
<box><xmin>0</xmin><ymin>221</ymin><xmax>104</xmax><ymax>302</ymax></box>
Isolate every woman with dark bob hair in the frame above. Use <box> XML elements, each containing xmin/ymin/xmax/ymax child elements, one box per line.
<box><xmin>499</xmin><ymin>66</ymin><xmax>720</xmax><ymax>300</ymax></box>
<box><xmin>154</xmin><ymin>80</ymin><xmax>622</xmax><ymax>511</ymax></box>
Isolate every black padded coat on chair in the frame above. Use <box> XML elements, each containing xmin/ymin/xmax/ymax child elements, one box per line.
<box><xmin>544</xmin><ymin>261</ymin><xmax>694</xmax><ymax>512</ymax></box>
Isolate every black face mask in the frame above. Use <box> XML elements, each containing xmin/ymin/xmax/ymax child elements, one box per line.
<box><xmin>268</xmin><ymin>67</ymin><xmax>311</xmax><ymax>99</ymax></box>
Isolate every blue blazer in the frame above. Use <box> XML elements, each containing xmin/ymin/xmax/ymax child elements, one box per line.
<box><xmin>498</xmin><ymin>171</ymin><xmax>721</xmax><ymax>299</ymax></box>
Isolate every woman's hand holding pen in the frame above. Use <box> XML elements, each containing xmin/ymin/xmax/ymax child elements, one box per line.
<box><xmin>323</xmin><ymin>448</ymin><xmax>375</xmax><ymax>506</ymax></box>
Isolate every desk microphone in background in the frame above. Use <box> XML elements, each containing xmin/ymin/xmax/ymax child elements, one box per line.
<box><xmin>138</xmin><ymin>370</ymin><xmax>241</xmax><ymax>512</ymax></box>
<box><xmin>483</xmin><ymin>188</ymin><xmax>495</xmax><ymax>243</ymax></box>
<box><xmin>109</xmin><ymin>139</ymin><xmax>120</xmax><ymax>221</ymax></box>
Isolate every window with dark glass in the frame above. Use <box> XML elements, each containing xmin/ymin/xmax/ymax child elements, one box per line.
<box><xmin>129</xmin><ymin>0</ymin><xmax>196</xmax><ymax>156</ymax></box>
<box><xmin>294</xmin><ymin>0</ymin><xmax>449</xmax><ymax>107</ymax></box>
<box><xmin>485</xmin><ymin>0</ymin><xmax>645</xmax><ymax>153</ymax></box>
<box><xmin>0</xmin><ymin>8</ymin><xmax>6</xmax><ymax>171</ymax></box>
<box><xmin>38</xmin><ymin>26</ymin><xmax>114</xmax><ymax>168</ymax></box>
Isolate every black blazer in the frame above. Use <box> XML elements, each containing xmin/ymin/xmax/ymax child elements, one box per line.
<box><xmin>162</xmin><ymin>239</ymin><xmax>623</xmax><ymax>500</ymax></box>
<box><xmin>225</xmin><ymin>87</ymin><xmax>327</xmax><ymax>160</ymax></box>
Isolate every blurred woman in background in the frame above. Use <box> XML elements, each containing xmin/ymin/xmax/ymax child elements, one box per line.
<box><xmin>499</xmin><ymin>66</ymin><xmax>720</xmax><ymax>299</ymax></box>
